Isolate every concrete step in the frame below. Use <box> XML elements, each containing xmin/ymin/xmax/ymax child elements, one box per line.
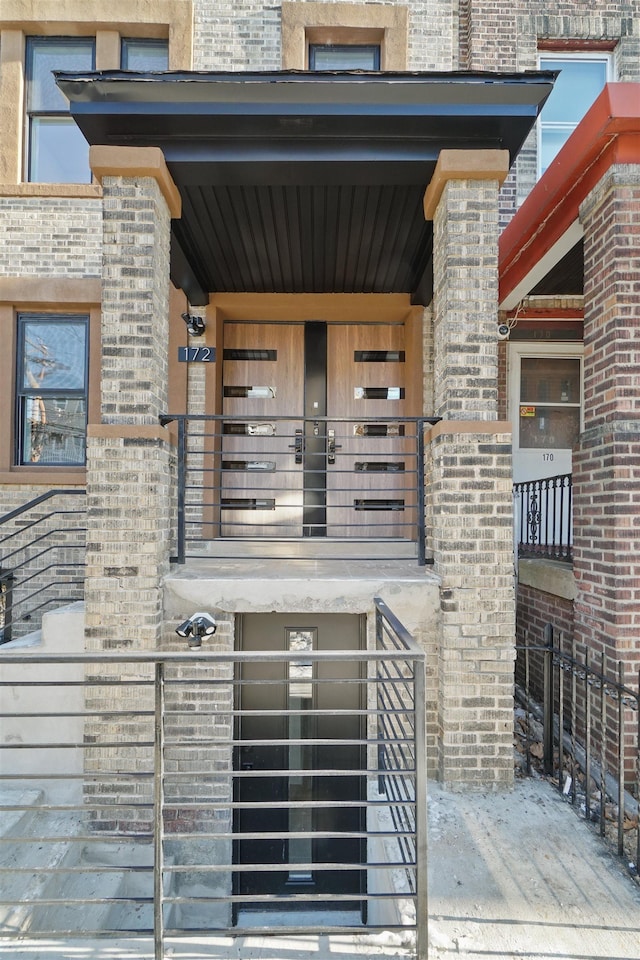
<box><xmin>185</xmin><ymin>538</ymin><xmax>418</xmax><ymax>560</ymax></box>
<box><xmin>0</xmin><ymin>788</ymin><xmax>44</xmax><ymax>840</ymax></box>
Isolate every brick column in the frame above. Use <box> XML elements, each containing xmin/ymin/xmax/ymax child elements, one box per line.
<box><xmin>425</xmin><ymin>150</ymin><xmax>516</xmax><ymax>788</ymax></box>
<box><xmin>85</xmin><ymin>147</ymin><xmax>181</xmax><ymax>650</ymax></box>
<box><xmin>575</xmin><ymin>166</ymin><xmax>640</xmax><ymax>691</ymax></box>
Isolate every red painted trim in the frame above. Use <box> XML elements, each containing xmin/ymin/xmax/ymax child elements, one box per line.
<box><xmin>537</xmin><ymin>39</ymin><xmax>617</xmax><ymax>51</ymax></box>
<box><xmin>504</xmin><ymin>308</ymin><xmax>583</xmax><ymax>320</ymax></box>
<box><xmin>499</xmin><ymin>84</ymin><xmax>640</xmax><ymax>304</ymax></box>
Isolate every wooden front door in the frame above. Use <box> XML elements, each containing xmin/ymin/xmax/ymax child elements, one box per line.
<box><xmin>221</xmin><ymin>320</ymin><xmax>409</xmax><ymax>538</ymax></box>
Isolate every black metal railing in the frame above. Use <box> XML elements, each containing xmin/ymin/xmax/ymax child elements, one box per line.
<box><xmin>0</xmin><ymin>490</ymin><xmax>87</xmax><ymax>644</ymax></box>
<box><xmin>513</xmin><ymin>473</ymin><xmax>572</xmax><ymax>562</ymax></box>
<box><xmin>516</xmin><ymin>626</ymin><xmax>639</xmax><ymax>875</ymax></box>
<box><xmin>0</xmin><ymin>598</ymin><xmax>427</xmax><ymax>958</ymax></box>
<box><xmin>161</xmin><ymin>415</ymin><xmax>439</xmax><ymax>565</ymax></box>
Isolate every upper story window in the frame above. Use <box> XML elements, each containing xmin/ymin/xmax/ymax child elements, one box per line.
<box><xmin>309</xmin><ymin>44</ymin><xmax>380</xmax><ymax>70</ymax></box>
<box><xmin>538</xmin><ymin>53</ymin><xmax>611</xmax><ymax>177</ymax></box>
<box><xmin>16</xmin><ymin>314</ymin><xmax>88</xmax><ymax>466</ymax></box>
<box><xmin>121</xmin><ymin>38</ymin><xmax>169</xmax><ymax>71</ymax></box>
<box><xmin>26</xmin><ymin>37</ymin><xmax>95</xmax><ymax>184</ymax></box>
<box><xmin>24</xmin><ymin>36</ymin><xmax>169</xmax><ymax>184</ymax></box>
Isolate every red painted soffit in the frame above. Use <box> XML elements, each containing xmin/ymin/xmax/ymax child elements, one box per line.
<box><xmin>499</xmin><ymin>83</ymin><xmax>640</xmax><ymax>305</ymax></box>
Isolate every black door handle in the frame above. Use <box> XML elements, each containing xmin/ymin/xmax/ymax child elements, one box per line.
<box><xmin>288</xmin><ymin>428</ymin><xmax>303</xmax><ymax>464</ymax></box>
<box><xmin>327</xmin><ymin>428</ymin><xmax>341</xmax><ymax>465</ymax></box>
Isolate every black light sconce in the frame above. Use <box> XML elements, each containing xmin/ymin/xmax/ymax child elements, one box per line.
<box><xmin>181</xmin><ymin>312</ymin><xmax>206</xmax><ymax>336</ymax></box>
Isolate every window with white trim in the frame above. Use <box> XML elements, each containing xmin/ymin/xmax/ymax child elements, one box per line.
<box><xmin>509</xmin><ymin>342</ymin><xmax>583</xmax><ymax>484</ymax></box>
<box><xmin>16</xmin><ymin>314</ymin><xmax>88</xmax><ymax>466</ymax></box>
<box><xmin>538</xmin><ymin>53</ymin><xmax>612</xmax><ymax>177</ymax></box>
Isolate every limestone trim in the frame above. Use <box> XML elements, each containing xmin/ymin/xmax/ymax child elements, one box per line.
<box><xmin>0</xmin><ymin>1</ymin><xmax>193</xmax><ymax>184</ymax></box>
<box><xmin>423</xmin><ymin>149</ymin><xmax>510</xmax><ymax>220</ymax></box>
<box><xmin>281</xmin><ymin>2</ymin><xmax>408</xmax><ymax>71</ymax></box>
<box><xmin>426</xmin><ymin>420</ymin><xmax>512</xmax><ymax>440</ymax></box>
<box><xmin>0</xmin><ymin>277</ymin><xmax>101</xmax><ymax>305</ymax></box>
<box><xmin>0</xmin><ymin>184</ymin><xmax>103</xmax><ymax>198</ymax></box>
<box><xmin>518</xmin><ymin>557</ymin><xmax>577</xmax><ymax>602</ymax></box>
<box><xmin>208</xmin><ymin>292</ymin><xmax>414</xmax><ymax>323</ymax></box>
<box><xmin>90</xmin><ymin>146</ymin><xmax>182</xmax><ymax>219</ymax></box>
<box><xmin>87</xmin><ymin>424</ymin><xmax>175</xmax><ymax>444</ymax></box>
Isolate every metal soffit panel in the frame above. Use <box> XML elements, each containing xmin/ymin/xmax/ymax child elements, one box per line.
<box><xmin>57</xmin><ymin>70</ymin><xmax>557</xmax><ymax>305</ymax></box>
<box><xmin>175</xmin><ymin>183</ymin><xmax>432</xmax><ymax>296</ymax></box>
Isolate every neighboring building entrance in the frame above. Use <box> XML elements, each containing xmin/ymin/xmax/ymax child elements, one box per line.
<box><xmin>233</xmin><ymin>613</ymin><xmax>366</xmax><ymax>919</ymax></box>
<box><xmin>222</xmin><ymin>320</ymin><xmax>410</xmax><ymax>537</ymax></box>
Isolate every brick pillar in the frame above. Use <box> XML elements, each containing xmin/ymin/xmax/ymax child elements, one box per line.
<box><xmin>575</xmin><ymin>165</ymin><xmax>640</xmax><ymax>692</ymax></box>
<box><xmin>425</xmin><ymin>150</ymin><xmax>516</xmax><ymax>788</ymax></box>
<box><xmin>85</xmin><ymin>147</ymin><xmax>181</xmax><ymax>651</ymax></box>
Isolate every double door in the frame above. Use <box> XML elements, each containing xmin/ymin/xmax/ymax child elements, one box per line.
<box><xmin>233</xmin><ymin>613</ymin><xmax>365</xmax><ymax>915</ymax></box>
<box><xmin>221</xmin><ymin>320</ymin><xmax>411</xmax><ymax>538</ymax></box>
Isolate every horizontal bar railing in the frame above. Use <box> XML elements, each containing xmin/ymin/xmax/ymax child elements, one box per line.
<box><xmin>161</xmin><ymin>414</ymin><xmax>439</xmax><ymax>565</ymax></box>
<box><xmin>0</xmin><ymin>490</ymin><xmax>87</xmax><ymax>644</ymax></box>
<box><xmin>516</xmin><ymin>628</ymin><xmax>639</xmax><ymax>877</ymax></box>
<box><xmin>0</xmin><ymin>598</ymin><xmax>426</xmax><ymax>959</ymax></box>
<box><xmin>513</xmin><ymin>473</ymin><xmax>572</xmax><ymax>562</ymax></box>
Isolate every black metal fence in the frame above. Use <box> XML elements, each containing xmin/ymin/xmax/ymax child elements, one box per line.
<box><xmin>0</xmin><ymin>490</ymin><xmax>86</xmax><ymax>644</ymax></box>
<box><xmin>513</xmin><ymin>473</ymin><xmax>572</xmax><ymax>562</ymax></box>
<box><xmin>0</xmin><ymin>598</ymin><xmax>427</xmax><ymax>958</ymax></box>
<box><xmin>161</xmin><ymin>414</ymin><xmax>439</xmax><ymax>565</ymax></box>
<box><xmin>516</xmin><ymin>626</ymin><xmax>639</xmax><ymax>875</ymax></box>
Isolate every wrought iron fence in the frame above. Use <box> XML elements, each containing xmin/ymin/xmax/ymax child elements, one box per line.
<box><xmin>161</xmin><ymin>414</ymin><xmax>439</xmax><ymax>565</ymax></box>
<box><xmin>0</xmin><ymin>490</ymin><xmax>86</xmax><ymax>644</ymax></box>
<box><xmin>513</xmin><ymin>473</ymin><xmax>572</xmax><ymax>562</ymax></box>
<box><xmin>0</xmin><ymin>598</ymin><xmax>427</xmax><ymax>959</ymax></box>
<box><xmin>516</xmin><ymin>626</ymin><xmax>639</xmax><ymax>875</ymax></box>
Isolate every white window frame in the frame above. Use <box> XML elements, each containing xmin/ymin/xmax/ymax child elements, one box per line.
<box><xmin>537</xmin><ymin>51</ymin><xmax>613</xmax><ymax>179</ymax></box>
<box><xmin>509</xmin><ymin>340</ymin><xmax>584</xmax><ymax>484</ymax></box>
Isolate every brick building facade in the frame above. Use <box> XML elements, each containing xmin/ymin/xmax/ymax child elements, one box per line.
<box><xmin>1</xmin><ymin>0</ymin><xmax>638</xmax><ymax>810</ymax></box>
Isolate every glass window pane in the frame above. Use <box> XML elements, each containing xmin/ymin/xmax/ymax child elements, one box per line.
<box><xmin>310</xmin><ymin>44</ymin><xmax>380</xmax><ymax>71</ymax></box>
<box><xmin>539</xmin><ymin>58</ymin><xmax>608</xmax><ymax>124</ymax></box>
<box><xmin>519</xmin><ymin>405</ymin><xmax>580</xmax><ymax>450</ymax></box>
<box><xmin>29</xmin><ymin>117</ymin><xmax>91</xmax><ymax>183</ymax></box>
<box><xmin>21</xmin><ymin>397</ymin><xmax>87</xmax><ymax>464</ymax></box>
<box><xmin>520</xmin><ymin>357</ymin><xmax>581</xmax><ymax>404</ymax></box>
<box><xmin>121</xmin><ymin>39</ymin><xmax>169</xmax><ymax>71</ymax></box>
<box><xmin>28</xmin><ymin>38</ymin><xmax>94</xmax><ymax>112</ymax></box>
<box><xmin>21</xmin><ymin>320</ymin><xmax>87</xmax><ymax>392</ymax></box>
<box><xmin>539</xmin><ymin>125</ymin><xmax>575</xmax><ymax>174</ymax></box>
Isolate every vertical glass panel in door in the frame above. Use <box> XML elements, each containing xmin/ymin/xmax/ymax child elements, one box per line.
<box><xmin>287</xmin><ymin>629</ymin><xmax>314</xmax><ymax>883</ymax></box>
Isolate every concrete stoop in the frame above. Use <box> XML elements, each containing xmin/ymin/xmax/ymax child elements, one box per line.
<box><xmin>0</xmin><ymin>792</ymin><xmax>154</xmax><ymax>936</ymax></box>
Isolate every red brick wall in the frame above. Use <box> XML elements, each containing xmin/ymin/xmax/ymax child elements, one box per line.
<box><xmin>516</xmin><ymin>581</ymin><xmax>574</xmax><ymax>696</ymax></box>
<box><xmin>574</xmin><ymin>167</ymin><xmax>640</xmax><ymax>690</ymax></box>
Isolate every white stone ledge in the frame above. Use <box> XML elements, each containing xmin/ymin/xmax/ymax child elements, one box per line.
<box><xmin>518</xmin><ymin>558</ymin><xmax>576</xmax><ymax>601</ymax></box>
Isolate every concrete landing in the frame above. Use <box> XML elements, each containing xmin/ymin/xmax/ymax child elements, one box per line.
<box><xmin>163</xmin><ymin>555</ymin><xmax>440</xmax><ymax>622</ymax></box>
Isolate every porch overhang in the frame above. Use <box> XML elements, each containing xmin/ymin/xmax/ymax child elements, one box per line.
<box><xmin>57</xmin><ymin>69</ymin><xmax>556</xmax><ymax>306</ymax></box>
<box><xmin>499</xmin><ymin>83</ymin><xmax>640</xmax><ymax>311</ymax></box>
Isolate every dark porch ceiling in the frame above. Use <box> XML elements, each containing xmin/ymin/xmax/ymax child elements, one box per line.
<box><xmin>57</xmin><ymin>70</ymin><xmax>556</xmax><ymax>306</ymax></box>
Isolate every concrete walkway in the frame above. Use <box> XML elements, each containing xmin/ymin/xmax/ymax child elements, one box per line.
<box><xmin>1</xmin><ymin>777</ymin><xmax>639</xmax><ymax>960</ymax></box>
